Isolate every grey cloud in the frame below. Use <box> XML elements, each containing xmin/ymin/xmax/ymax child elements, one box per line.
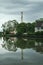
<box><xmin>0</xmin><ymin>0</ymin><xmax>43</xmax><ymax>22</ymax></box>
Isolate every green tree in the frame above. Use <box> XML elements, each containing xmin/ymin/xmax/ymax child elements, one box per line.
<box><xmin>16</xmin><ymin>23</ymin><xmax>27</xmax><ymax>35</ymax></box>
<box><xmin>27</xmin><ymin>22</ymin><xmax>35</xmax><ymax>34</ymax></box>
<box><xmin>2</xmin><ymin>20</ymin><xmax>18</xmax><ymax>34</ymax></box>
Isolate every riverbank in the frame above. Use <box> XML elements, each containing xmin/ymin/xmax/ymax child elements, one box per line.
<box><xmin>2</xmin><ymin>34</ymin><xmax>43</xmax><ymax>39</ymax></box>
<box><xmin>0</xmin><ymin>32</ymin><xmax>43</xmax><ymax>38</ymax></box>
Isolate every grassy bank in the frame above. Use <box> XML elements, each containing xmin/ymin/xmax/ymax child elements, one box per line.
<box><xmin>1</xmin><ymin>31</ymin><xmax>43</xmax><ymax>39</ymax></box>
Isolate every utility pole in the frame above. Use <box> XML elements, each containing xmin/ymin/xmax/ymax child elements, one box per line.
<box><xmin>21</xmin><ymin>12</ymin><xmax>23</xmax><ymax>23</ymax></box>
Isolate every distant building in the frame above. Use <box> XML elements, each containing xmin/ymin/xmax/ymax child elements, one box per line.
<box><xmin>35</xmin><ymin>19</ymin><xmax>43</xmax><ymax>32</ymax></box>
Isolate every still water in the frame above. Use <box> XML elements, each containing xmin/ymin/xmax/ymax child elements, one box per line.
<box><xmin>0</xmin><ymin>37</ymin><xmax>43</xmax><ymax>65</ymax></box>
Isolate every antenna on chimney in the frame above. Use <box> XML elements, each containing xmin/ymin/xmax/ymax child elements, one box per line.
<box><xmin>21</xmin><ymin>12</ymin><xmax>23</xmax><ymax>23</ymax></box>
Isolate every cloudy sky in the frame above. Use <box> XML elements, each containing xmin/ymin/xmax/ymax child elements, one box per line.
<box><xmin>0</xmin><ymin>0</ymin><xmax>43</xmax><ymax>29</ymax></box>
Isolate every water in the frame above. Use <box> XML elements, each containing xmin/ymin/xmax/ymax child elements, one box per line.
<box><xmin>0</xmin><ymin>37</ymin><xmax>43</xmax><ymax>65</ymax></box>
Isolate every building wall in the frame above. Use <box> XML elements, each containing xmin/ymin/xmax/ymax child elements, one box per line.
<box><xmin>35</xmin><ymin>27</ymin><xmax>43</xmax><ymax>32</ymax></box>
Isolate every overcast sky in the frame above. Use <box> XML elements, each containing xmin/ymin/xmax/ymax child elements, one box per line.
<box><xmin>0</xmin><ymin>0</ymin><xmax>43</xmax><ymax>29</ymax></box>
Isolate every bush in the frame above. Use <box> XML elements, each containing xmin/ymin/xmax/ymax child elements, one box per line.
<box><xmin>35</xmin><ymin>31</ymin><xmax>43</xmax><ymax>35</ymax></box>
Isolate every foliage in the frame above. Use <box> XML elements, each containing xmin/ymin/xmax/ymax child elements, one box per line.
<box><xmin>2</xmin><ymin>20</ymin><xmax>18</xmax><ymax>34</ymax></box>
<box><xmin>2</xmin><ymin>18</ymin><xmax>43</xmax><ymax>36</ymax></box>
<box><xmin>27</xmin><ymin>22</ymin><xmax>35</xmax><ymax>34</ymax></box>
<box><xmin>35</xmin><ymin>31</ymin><xmax>43</xmax><ymax>35</ymax></box>
<box><xmin>0</xmin><ymin>32</ymin><xmax>3</xmax><ymax>37</ymax></box>
<box><xmin>16</xmin><ymin>23</ymin><xmax>27</xmax><ymax>34</ymax></box>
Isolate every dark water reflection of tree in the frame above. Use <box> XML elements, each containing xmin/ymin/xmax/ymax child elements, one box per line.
<box><xmin>2</xmin><ymin>37</ymin><xmax>43</xmax><ymax>60</ymax></box>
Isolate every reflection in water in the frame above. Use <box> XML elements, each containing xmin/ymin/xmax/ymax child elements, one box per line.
<box><xmin>34</xmin><ymin>40</ymin><xmax>43</xmax><ymax>53</ymax></box>
<box><xmin>2</xmin><ymin>37</ymin><xmax>17</xmax><ymax>51</ymax></box>
<box><xmin>2</xmin><ymin>37</ymin><xmax>43</xmax><ymax>60</ymax></box>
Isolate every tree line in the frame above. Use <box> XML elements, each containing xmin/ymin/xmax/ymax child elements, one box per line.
<box><xmin>2</xmin><ymin>20</ymin><xmax>35</xmax><ymax>35</ymax></box>
<box><xmin>2</xmin><ymin>18</ymin><xmax>43</xmax><ymax>36</ymax></box>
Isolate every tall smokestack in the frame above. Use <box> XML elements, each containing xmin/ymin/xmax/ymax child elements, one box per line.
<box><xmin>21</xmin><ymin>12</ymin><xmax>23</xmax><ymax>22</ymax></box>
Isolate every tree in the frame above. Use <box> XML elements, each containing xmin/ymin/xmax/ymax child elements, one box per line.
<box><xmin>2</xmin><ymin>20</ymin><xmax>18</xmax><ymax>34</ymax></box>
<box><xmin>16</xmin><ymin>23</ymin><xmax>27</xmax><ymax>35</ymax></box>
<box><xmin>32</xmin><ymin>22</ymin><xmax>35</xmax><ymax>33</ymax></box>
<box><xmin>27</xmin><ymin>22</ymin><xmax>35</xmax><ymax>34</ymax></box>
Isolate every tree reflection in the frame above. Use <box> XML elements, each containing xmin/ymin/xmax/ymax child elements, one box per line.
<box><xmin>2</xmin><ymin>37</ymin><xmax>17</xmax><ymax>51</ymax></box>
<box><xmin>34</xmin><ymin>39</ymin><xmax>43</xmax><ymax>53</ymax></box>
<box><xmin>2</xmin><ymin>37</ymin><xmax>43</xmax><ymax>60</ymax></box>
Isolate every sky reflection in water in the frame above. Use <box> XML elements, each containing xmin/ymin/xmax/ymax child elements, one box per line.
<box><xmin>0</xmin><ymin>37</ymin><xmax>43</xmax><ymax>65</ymax></box>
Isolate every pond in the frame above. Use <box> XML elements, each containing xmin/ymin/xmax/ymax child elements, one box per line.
<box><xmin>0</xmin><ymin>37</ymin><xmax>43</xmax><ymax>65</ymax></box>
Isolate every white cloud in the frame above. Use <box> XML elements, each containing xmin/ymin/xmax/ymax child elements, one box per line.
<box><xmin>0</xmin><ymin>0</ymin><xmax>43</xmax><ymax>29</ymax></box>
<box><xmin>28</xmin><ymin>0</ymin><xmax>43</xmax><ymax>2</ymax></box>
